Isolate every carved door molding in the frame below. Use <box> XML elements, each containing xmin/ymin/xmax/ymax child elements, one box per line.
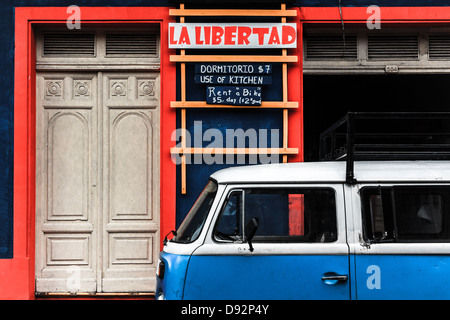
<box><xmin>35</xmin><ymin>71</ymin><xmax>160</xmax><ymax>293</ymax></box>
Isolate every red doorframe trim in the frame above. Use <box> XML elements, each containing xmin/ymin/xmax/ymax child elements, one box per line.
<box><xmin>299</xmin><ymin>6</ymin><xmax>450</xmax><ymax>23</ymax></box>
<box><xmin>289</xmin><ymin>8</ymin><xmax>303</xmax><ymax>163</ymax></box>
<box><xmin>11</xmin><ymin>7</ymin><xmax>176</xmax><ymax>300</ymax></box>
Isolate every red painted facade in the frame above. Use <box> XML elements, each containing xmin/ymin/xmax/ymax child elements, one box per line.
<box><xmin>3</xmin><ymin>5</ymin><xmax>447</xmax><ymax>299</ymax></box>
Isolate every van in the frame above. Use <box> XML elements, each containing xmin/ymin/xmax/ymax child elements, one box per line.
<box><xmin>155</xmin><ymin>160</ymin><xmax>450</xmax><ymax>300</ymax></box>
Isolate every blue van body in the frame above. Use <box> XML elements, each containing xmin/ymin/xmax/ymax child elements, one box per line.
<box><xmin>159</xmin><ymin>252</ymin><xmax>350</xmax><ymax>299</ymax></box>
<box><xmin>156</xmin><ymin>161</ymin><xmax>450</xmax><ymax>300</ymax></box>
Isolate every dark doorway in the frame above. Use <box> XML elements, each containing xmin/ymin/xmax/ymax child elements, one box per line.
<box><xmin>303</xmin><ymin>74</ymin><xmax>450</xmax><ymax>161</ymax></box>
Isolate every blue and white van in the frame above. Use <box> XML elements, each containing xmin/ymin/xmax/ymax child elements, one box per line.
<box><xmin>156</xmin><ymin>161</ymin><xmax>450</xmax><ymax>300</ymax></box>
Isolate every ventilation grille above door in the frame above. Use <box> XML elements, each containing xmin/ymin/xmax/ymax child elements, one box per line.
<box><xmin>105</xmin><ymin>33</ymin><xmax>158</xmax><ymax>56</ymax></box>
<box><xmin>38</xmin><ymin>27</ymin><xmax>162</xmax><ymax>69</ymax></box>
<box><xmin>428</xmin><ymin>34</ymin><xmax>450</xmax><ymax>60</ymax></box>
<box><xmin>43</xmin><ymin>32</ymin><xmax>96</xmax><ymax>56</ymax></box>
<box><xmin>305</xmin><ymin>34</ymin><xmax>357</xmax><ymax>60</ymax></box>
<box><xmin>304</xmin><ymin>29</ymin><xmax>450</xmax><ymax>74</ymax></box>
<box><xmin>368</xmin><ymin>34</ymin><xmax>419</xmax><ymax>60</ymax></box>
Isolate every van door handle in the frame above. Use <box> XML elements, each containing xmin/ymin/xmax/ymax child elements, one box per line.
<box><xmin>322</xmin><ymin>274</ymin><xmax>348</xmax><ymax>284</ymax></box>
<box><xmin>322</xmin><ymin>275</ymin><xmax>348</xmax><ymax>281</ymax></box>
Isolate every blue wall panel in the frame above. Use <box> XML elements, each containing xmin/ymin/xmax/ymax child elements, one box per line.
<box><xmin>175</xmin><ymin>62</ymin><xmax>284</xmax><ymax>227</ymax></box>
<box><xmin>175</xmin><ymin>108</ymin><xmax>283</xmax><ymax>226</ymax></box>
<box><xmin>0</xmin><ymin>0</ymin><xmax>14</xmax><ymax>258</ymax></box>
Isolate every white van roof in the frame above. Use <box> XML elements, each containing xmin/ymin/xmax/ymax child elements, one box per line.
<box><xmin>210</xmin><ymin>161</ymin><xmax>450</xmax><ymax>184</ymax></box>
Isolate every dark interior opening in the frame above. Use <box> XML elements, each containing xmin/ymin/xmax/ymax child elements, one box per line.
<box><xmin>303</xmin><ymin>74</ymin><xmax>450</xmax><ymax>161</ymax></box>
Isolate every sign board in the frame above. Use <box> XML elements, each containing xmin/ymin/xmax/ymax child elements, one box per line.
<box><xmin>206</xmin><ymin>86</ymin><xmax>262</xmax><ymax>106</ymax></box>
<box><xmin>195</xmin><ymin>75</ymin><xmax>272</xmax><ymax>85</ymax></box>
<box><xmin>169</xmin><ymin>23</ymin><xmax>297</xmax><ymax>49</ymax></box>
<box><xmin>195</xmin><ymin>63</ymin><xmax>272</xmax><ymax>84</ymax></box>
<box><xmin>197</xmin><ymin>63</ymin><xmax>271</xmax><ymax>106</ymax></box>
<box><xmin>195</xmin><ymin>63</ymin><xmax>272</xmax><ymax>74</ymax></box>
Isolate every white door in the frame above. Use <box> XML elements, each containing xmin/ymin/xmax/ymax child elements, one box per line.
<box><xmin>35</xmin><ymin>71</ymin><xmax>160</xmax><ymax>293</ymax></box>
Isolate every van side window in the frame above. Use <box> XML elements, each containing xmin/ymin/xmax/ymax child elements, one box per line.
<box><xmin>214</xmin><ymin>188</ymin><xmax>337</xmax><ymax>243</ymax></box>
<box><xmin>361</xmin><ymin>186</ymin><xmax>450</xmax><ymax>242</ymax></box>
<box><xmin>214</xmin><ymin>190</ymin><xmax>243</xmax><ymax>242</ymax></box>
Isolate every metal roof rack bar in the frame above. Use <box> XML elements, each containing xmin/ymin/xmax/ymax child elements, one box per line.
<box><xmin>319</xmin><ymin>112</ymin><xmax>450</xmax><ymax>184</ymax></box>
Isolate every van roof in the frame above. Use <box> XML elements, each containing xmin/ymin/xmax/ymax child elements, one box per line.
<box><xmin>210</xmin><ymin>161</ymin><xmax>450</xmax><ymax>184</ymax></box>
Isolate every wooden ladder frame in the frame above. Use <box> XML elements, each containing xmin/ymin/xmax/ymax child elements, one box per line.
<box><xmin>169</xmin><ymin>3</ymin><xmax>299</xmax><ymax>194</ymax></box>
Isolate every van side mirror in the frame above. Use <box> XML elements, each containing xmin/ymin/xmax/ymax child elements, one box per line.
<box><xmin>245</xmin><ymin>218</ymin><xmax>259</xmax><ymax>252</ymax></box>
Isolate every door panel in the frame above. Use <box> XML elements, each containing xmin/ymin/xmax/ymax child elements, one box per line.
<box><xmin>36</xmin><ymin>72</ymin><xmax>160</xmax><ymax>293</ymax></box>
<box><xmin>102</xmin><ymin>72</ymin><xmax>160</xmax><ymax>292</ymax></box>
<box><xmin>352</xmin><ymin>185</ymin><xmax>450</xmax><ymax>299</ymax></box>
<box><xmin>110</xmin><ymin>111</ymin><xmax>153</xmax><ymax>218</ymax></box>
<box><xmin>355</xmin><ymin>254</ymin><xmax>450</xmax><ymax>299</ymax></box>
<box><xmin>185</xmin><ymin>249</ymin><xmax>350</xmax><ymax>300</ymax></box>
<box><xmin>48</xmin><ymin>112</ymin><xmax>89</xmax><ymax>219</ymax></box>
<box><xmin>36</xmin><ymin>73</ymin><xmax>98</xmax><ymax>293</ymax></box>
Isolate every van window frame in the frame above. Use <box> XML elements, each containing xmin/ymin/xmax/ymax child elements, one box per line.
<box><xmin>361</xmin><ymin>185</ymin><xmax>450</xmax><ymax>243</ymax></box>
<box><xmin>212</xmin><ymin>186</ymin><xmax>339</xmax><ymax>244</ymax></box>
<box><xmin>212</xmin><ymin>189</ymin><xmax>245</xmax><ymax>244</ymax></box>
<box><xmin>172</xmin><ymin>179</ymin><xmax>218</xmax><ymax>244</ymax></box>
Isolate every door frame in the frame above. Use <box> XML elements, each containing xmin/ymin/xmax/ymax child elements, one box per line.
<box><xmin>13</xmin><ymin>7</ymin><xmax>176</xmax><ymax>299</ymax></box>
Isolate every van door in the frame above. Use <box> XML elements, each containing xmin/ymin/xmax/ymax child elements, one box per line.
<box><xmin>353</xmin><ymin>185</ymin><xmax>450</xmax><ymax>299</ymax></box>
<box><xmin>183</xmin><ymin>185</ymin><xmax>350</xmax><ymax>300</ymax></box>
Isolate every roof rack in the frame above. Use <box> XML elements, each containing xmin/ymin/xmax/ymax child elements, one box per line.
<box><xmin>319</xmin><ymin>112</ymin><xmax>450</xmax><ymax>184</ymax></box>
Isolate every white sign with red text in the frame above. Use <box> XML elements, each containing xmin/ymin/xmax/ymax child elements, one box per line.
<box><xmin>169</xmin><ymin>23</ymin><xmax>297</xmax><ymax>49</ymax></box>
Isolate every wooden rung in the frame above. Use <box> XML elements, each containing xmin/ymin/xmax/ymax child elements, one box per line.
<box><xmin>171</xmin><ymin>101</ymin><xmax>298</xmax><ymax>109</ymax></box>
<box><xmin>170</xmin><ymin>55</ymin><xmax>298</xmax><ymax>63</ymax></box>
<box><xmin>170</xmin><ymin>147</ymin><xmax>299</xmax><ymax>155</ymax></box>
<box><xmin>169</xmin><ymin>9</ymin><xmax>297</xmax><ymax>17</ymax></box>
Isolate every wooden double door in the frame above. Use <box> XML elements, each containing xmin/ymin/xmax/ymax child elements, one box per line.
<box><xmin>35</xmin><ymin>71</ymin><xmax>160</xmax><ymax>293</ymax></box>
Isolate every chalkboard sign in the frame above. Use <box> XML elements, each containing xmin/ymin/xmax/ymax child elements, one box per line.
<box><xmin>206</xmin><ymin>86</ymin><xmax>262</xmax><ymax>106</ymax></box>
<box><xmin>197</xmin><ymin>63</ymin><xmax>270</xmax><ymax>106</ymax></box>
<box><xmin>195</xmin><ymin>63</ymin><xmax>272</xmax><ymax>74</ymax></box>
<box><xmin>194</xmin><ymin>74</ymin><xmax>272</xmax><ymax>85</ymax></box>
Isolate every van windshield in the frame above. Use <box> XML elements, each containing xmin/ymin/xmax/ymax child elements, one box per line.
<box><xmin>172</xmin><ymin>180</ymin><xmax>218</xmax><ymax>244</ymax></box>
